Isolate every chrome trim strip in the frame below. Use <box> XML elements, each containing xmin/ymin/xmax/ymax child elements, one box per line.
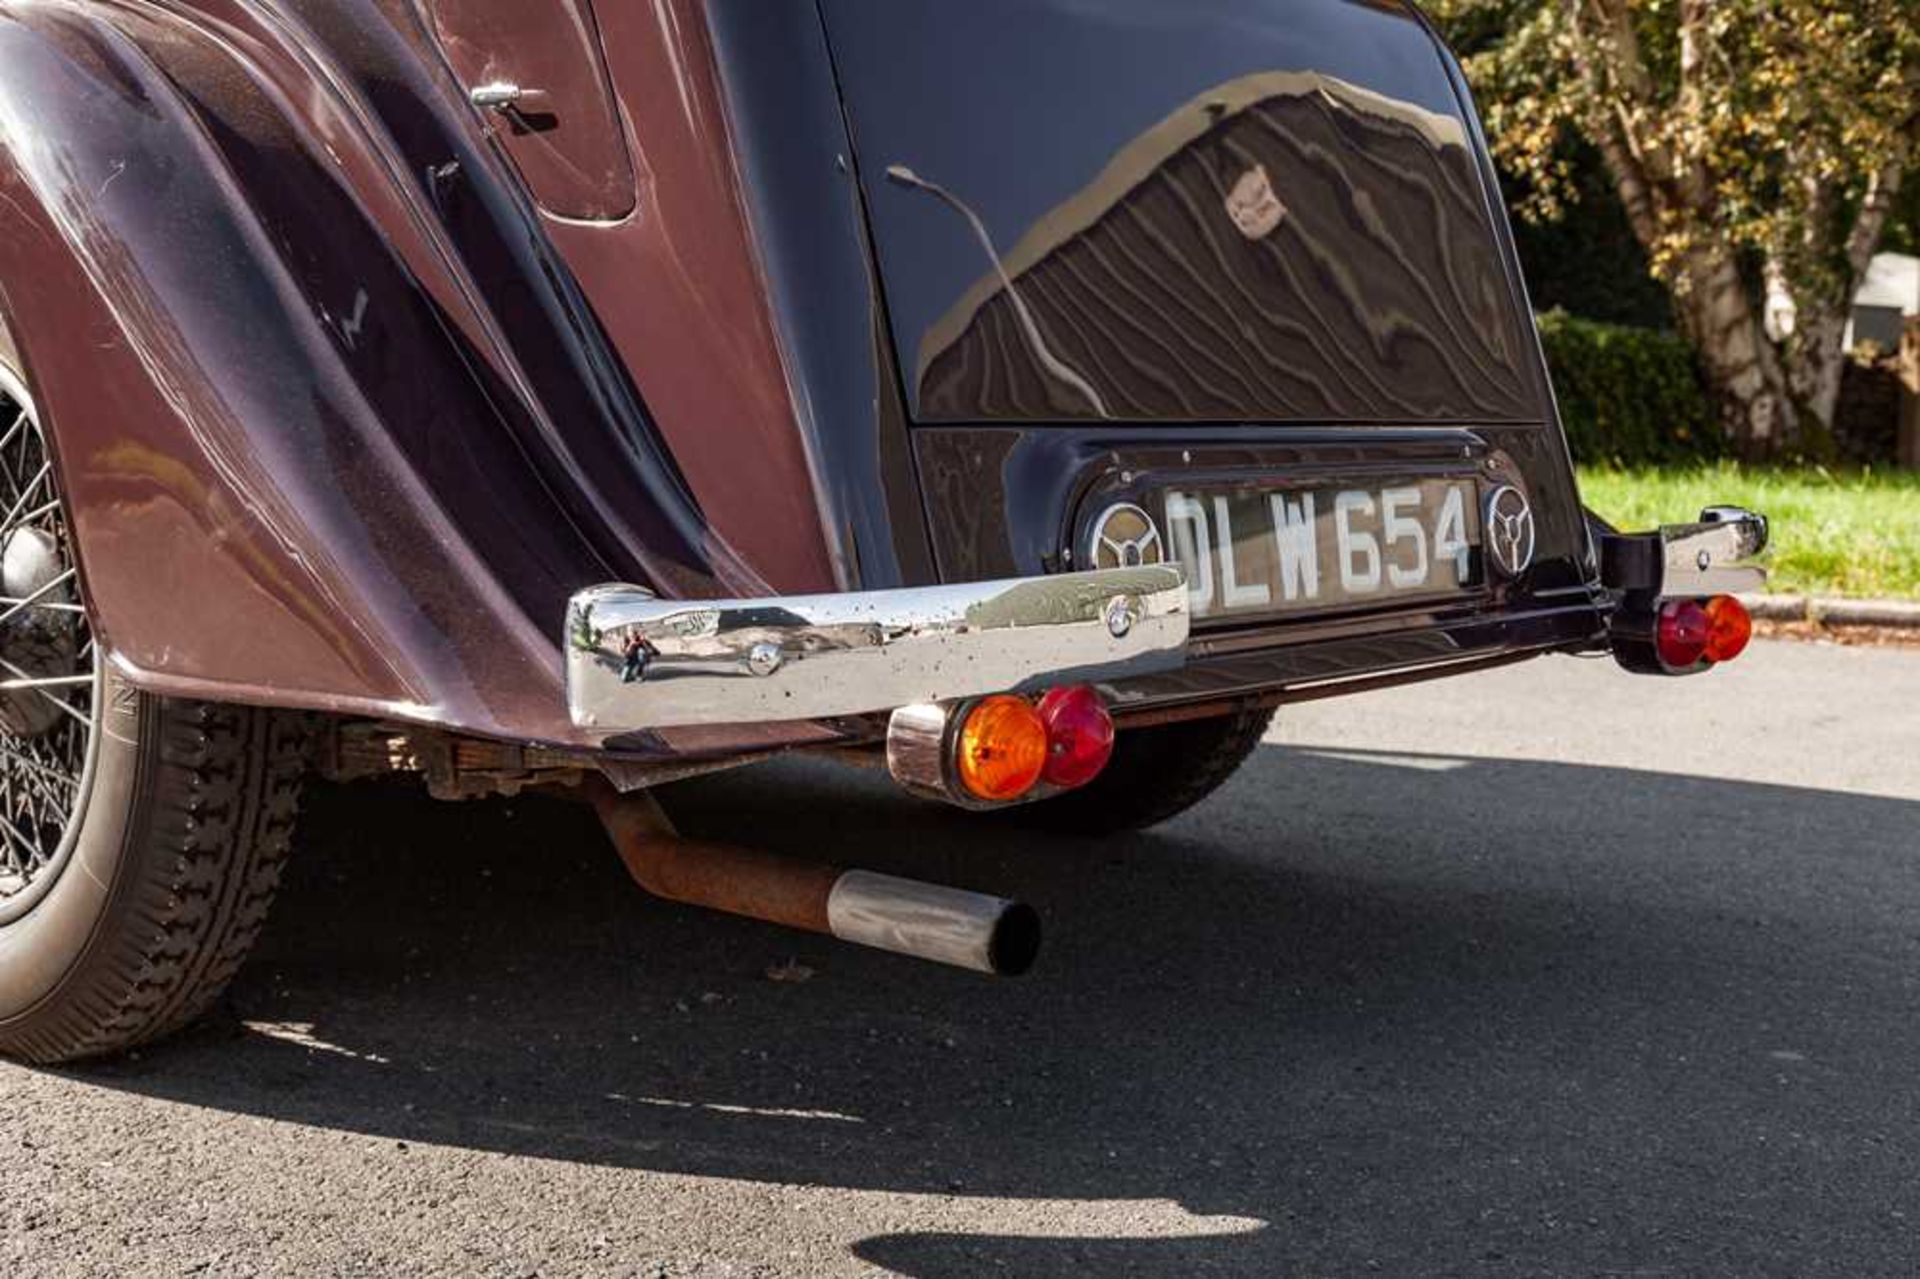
<box><xmin>1660</xmin><ymin>509</ymin><xmax>1769</xmax><ymax>596</ymax></box>
<box><xmin>566</xmin><ymin>566</ymin><xmax>1188</xmax><ymax>730</ymax></box>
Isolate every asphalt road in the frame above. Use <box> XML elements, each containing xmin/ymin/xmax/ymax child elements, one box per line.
<box><xmin>5</xmin><ymin>639</ymin><xmax>1919</xmax><ymax>1276</ymax></box>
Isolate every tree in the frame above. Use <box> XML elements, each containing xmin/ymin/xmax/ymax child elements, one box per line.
<box><xmin>1432</xmin><ymin>0</ymin><xmax>1920</xmax><ymax>458</ymax></box>
<box><xmin>1881</xmin><ymin>175</ymin><xmax>1920</xmax><ymax>255</ymax></box>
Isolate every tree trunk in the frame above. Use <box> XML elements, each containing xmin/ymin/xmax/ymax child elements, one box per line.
<box><xmin>1670</xmin><ymin>243</ymin><xmax>1798</xmax><ymax>458</ymax></box>
<box><xmin>1783</xmin><ymin>307</ymin><xmax>1850</xmax><ymax>435</ymax></box>
<box><xmin>1770</xmin><ymin>159</ymin><xmax>1907</xmax><ymax>441</ymax></box>
<box><xmin>1569</xmin><ymin>6</ymin><xmax>1799</xmax><ymax>459</ymax></box>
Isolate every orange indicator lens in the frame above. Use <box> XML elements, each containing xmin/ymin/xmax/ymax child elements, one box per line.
<box><xmin>955</xmin><ymin>695</ymin><xmax>1049</xmax><ymax>802</ymax></box>
<box><xmin>1703</xmin><ymin>594</ymin><xmax>1753</xmax><ymax>663</ymax></box>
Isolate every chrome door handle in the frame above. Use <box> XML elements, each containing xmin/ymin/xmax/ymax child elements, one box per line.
<box><xmin>468</xmin><ymin>82</ymin><xmax>548</xmax><ymax>112</ymax></box>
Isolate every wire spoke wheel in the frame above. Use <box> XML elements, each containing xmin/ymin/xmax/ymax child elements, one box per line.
<box><xmin>0</xmin><ymin>368</ymin><xmax>303</xmax><ymax>1065</ymax></box>
<box><xmin>0</xmin><ymin>382</ymin><xmax>98</xmax><ymax>924</ymax></box>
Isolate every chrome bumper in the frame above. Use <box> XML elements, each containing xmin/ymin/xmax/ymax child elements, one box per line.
<box><xmin>1599</xmin><ymin>506</ymin><xmax>1770</xmax><ymax>598</ymax></box>
<box><xmin>1661</xmin><ymin>506</ymin><xmax>1770</xmax><ymax>595</ymax></box>
<box><xmin>566</xmin><ymin>567</ymin><xmax>1188</xmax><ymax>731</ymax></box>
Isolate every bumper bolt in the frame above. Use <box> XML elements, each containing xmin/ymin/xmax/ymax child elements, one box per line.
<box><xmin>747</xmin><ymin>643</ymin><xmax>784</xmax><ymax>677</ymax></box>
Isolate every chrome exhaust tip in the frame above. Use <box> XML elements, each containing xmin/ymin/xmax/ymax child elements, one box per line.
<box><xmin>587</xmin><ymin>777</ymin><xmax>1041</xmax><ymax>976</ymax></box>
<box><xmin>827</xmin><ymin>870</ymin><xmax>1041</xmax><ymax>976</ymax></box>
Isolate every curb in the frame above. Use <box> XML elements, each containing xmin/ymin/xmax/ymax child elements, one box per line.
<box><xmin>1738</xmin><ymin>594</ymin><xmax>1920</xmax><ymax>629</ymax></box>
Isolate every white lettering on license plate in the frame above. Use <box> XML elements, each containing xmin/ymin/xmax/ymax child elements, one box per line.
<box><xmin>1163</xmin><ymin>481</ymin><xmax>1477</xmax><ymax>617</ymax></box>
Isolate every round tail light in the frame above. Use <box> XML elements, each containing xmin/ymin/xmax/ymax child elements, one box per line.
<box><xmin>1656</xmin><ymin>599</ymin><xmax>1711</xmax><ymax>669</ymax></box>
<box><xmin>1035</xmin><ymin>685</ymin><xmax>1115</xmax><ymax>789</ymax></box>
<box><xmin>954</xmin><ymin>695</ymin><xmax>1049</xmax><ymax>802</ymax></box>
<box><xmin>1703</xmin><ymin>595</ymin><xmax>1753</xmax><ymax>663</ymax></box>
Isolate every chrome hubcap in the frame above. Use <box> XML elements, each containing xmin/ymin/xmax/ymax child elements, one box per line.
<box><xmin>0</xmin><ymin>377</ymin><xmax>98</xmax><ymax>918</ymax></box>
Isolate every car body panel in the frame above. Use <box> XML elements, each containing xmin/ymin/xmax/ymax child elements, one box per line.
<box><xmin>536</xmin><ymin>0</ymin><xmax>841</xmax><ymax>596</ymax></box>
<box><xmin>0</xmin><ymin>0</ymin><xmax>832</xmax><ymax>750</ymax></box>
<box><xmin>413</xmin><ymin>0</ymin><xmax>635</xmax><ymax>221</ymax></box>
<box><xmin>822</xmin><ymin>0</ymin><xmax>1545</xmax><ymax>425</ymax></box>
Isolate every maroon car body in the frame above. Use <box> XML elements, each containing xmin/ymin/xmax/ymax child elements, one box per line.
<box><xmin>0</xmin><ymin>0</ymin><xmax>853</xmax><ymax>754</ymax></box>
<box><xmin>0</xmin><ymin>0</ymin><xmax>1769</xmax><ymax>1060</ymax></box>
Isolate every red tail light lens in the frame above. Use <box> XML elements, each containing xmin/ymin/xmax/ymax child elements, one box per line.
<box><xmin>1703</xmin><ymin>595</ymin><xmax>1753</xmax><ymax>663</ymax></box>
<box><xmin>1035</xmin><ymin>685</ymin><xmax>1115</xmax><ymax>789</ymax></box>
<box><xmin>1656</xmin><ymin>599</ymin><xmax>1711</xmax><ymax>668</ymax></box>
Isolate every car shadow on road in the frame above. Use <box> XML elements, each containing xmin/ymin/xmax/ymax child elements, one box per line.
<box><xmin>43</xmin><ymin>746</ymin><xmax>1920</xmax><ymax>1274</ymax></box>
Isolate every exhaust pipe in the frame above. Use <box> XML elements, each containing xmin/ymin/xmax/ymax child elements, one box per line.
<box><xmin>585</xmin><ymin>779</ymin><xmax>1040</xmax><ymax>976</ymax></box>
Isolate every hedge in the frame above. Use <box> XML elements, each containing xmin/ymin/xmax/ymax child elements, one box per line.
<box><xmin>1535</xmin><ymin>309</ymin><xmax>1723</xmax><ymax>466</ymax></box>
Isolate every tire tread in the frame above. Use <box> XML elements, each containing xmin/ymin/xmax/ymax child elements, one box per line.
<box><xmin>2</xmin><ymin>699</ymin><xmax>305</xmax><ymax>1063</ymax></box>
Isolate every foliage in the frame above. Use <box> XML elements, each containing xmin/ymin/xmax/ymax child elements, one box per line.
<box><xmin>1440</xmin><ymin>0</ymin><xmax>1917</xmax><ymax>281</ymax></box>
<box><xmin>569</xmin><ymin>609</ymin><xmax>601</xmax><ymax>653</ymax></box>
<box><xmin>1882</xmin><ymin>178</ymin><xmax>1920</xmax><ymax>257</ymax></box>
<box><xmin>1579</xmin><ymin>462</ymin><xmax>1920</xmax><ymax>599</ymax></box>
<box><xmin>1538</xmin><ymin>311</ymin><xmax>1719</xmax><ymax>465</ymax></box>
<box><xmin>1506</xmin><ymin>140</ymin><xmax>1672</xmax><ymax>330</ymax></box>
<box><xmin>1432</xmin><ymin>0</ymin><xmax>1920</xmax><ymax>455</ymax></box>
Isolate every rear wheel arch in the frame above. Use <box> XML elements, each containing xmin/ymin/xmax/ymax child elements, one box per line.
<box><xmin>0</xmin><ymin>362</ymin><xmax>309</xmax><ymax>1064</ymax></box>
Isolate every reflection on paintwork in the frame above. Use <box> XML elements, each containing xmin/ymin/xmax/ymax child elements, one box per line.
<box><xmin>906</xmin><ymin>71</ymin><xmax>1532</xmax><ymax>423</ymax></box>
<box><xmin>887</xmin><ymin>164</ymin><xmax>1111</xmax><ymax>418</ymax></box>
<box><xmin>1223</xmin><ymin>163</ymin><xmax>1286</xmax><ymax>240</ymax></box>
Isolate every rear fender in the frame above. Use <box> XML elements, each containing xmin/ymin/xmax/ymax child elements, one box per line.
<box><xmin>0</xmin><ymin>2</ymin><xmax>744</xmax><ymax>746</ymax></box>
<box><xmin>0</xmin><ymin>308</ymin><xmax>19</xmax><ymax>379</ymax></box>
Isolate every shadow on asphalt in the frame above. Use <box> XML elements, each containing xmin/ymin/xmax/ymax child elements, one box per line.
<box><xmin>47</xmin><ymin>747</ymin><xmax>1920</xmax><ymax>1273</ymax></box>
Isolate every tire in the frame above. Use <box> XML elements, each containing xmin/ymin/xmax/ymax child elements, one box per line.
<box><xmin>0</xmin><ymin>369</ymin><xmax>306</xmax><ymax>1064</ymax></box>
<box><xmin>1016</xmin><ymin>702</ymin><xmax>1275</xmax><ymax>835</ymax></box>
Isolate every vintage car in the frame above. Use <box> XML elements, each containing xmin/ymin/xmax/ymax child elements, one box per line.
<box><xmin>0</xmin><ymin>0</ymin><xmax>1767</xmax><ymax>1063</ymax></box>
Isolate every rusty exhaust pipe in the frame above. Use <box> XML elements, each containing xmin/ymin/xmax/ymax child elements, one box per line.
<box><xmin>585</xmin><ymin>778</ymin><xmax>1040</xmax><ymax>976</ymax></box>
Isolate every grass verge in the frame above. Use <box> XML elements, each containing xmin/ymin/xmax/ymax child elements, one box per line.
<box><xmin>1576</xmin><ymin>463</ymin><xmax>1920</xmax><ymax>600</ymax></box>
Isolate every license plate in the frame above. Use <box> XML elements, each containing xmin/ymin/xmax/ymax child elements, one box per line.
<box><xmin>1159</xmin><ymin>477</ymin><xmax>1481</xmax><ymax>619</ymax></box>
